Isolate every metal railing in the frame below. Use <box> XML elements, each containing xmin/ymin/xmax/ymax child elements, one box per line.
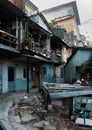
<box><xmin>0</xmin><ymin>29</ymin><xmax>19</xmax><ymax>49</ymax></box>
<box><xmin>21</xmin><ymin>37</ymin><xmax>62</xmax><ymax>63</ymax></box>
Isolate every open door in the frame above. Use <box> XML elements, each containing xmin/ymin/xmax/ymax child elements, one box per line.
<box><xmin>8</xmin><ymin>66</ymin><xmax>15</xmax><ymax>92</ymax></box>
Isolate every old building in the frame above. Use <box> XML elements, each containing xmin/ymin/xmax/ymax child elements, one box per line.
<box><xmin>30</xmin><ymin>12</ymin><xmax>68</xmax><ymax>83</ymax></box>
<box><xmin>8</xmin><ymin>0</ymin><xmax>39</xmax><ymax>15</ymax></box>
<box><xmin>42</xmin><ymin>1</ymin><xmax>89</xmax><ymax>83</ymax></box>
<box><xmin>0</xmin><ymin>0</ymin><xmax>67</xmax><ymax>93</ymax></box>
<box><xmin>0</xmin><ymin>0</ymin><xmax>26</xmax><ymax>93</ymax></box>
<box><xmin>65</xmin><ymin>47</ymin><xmax>92</xmax><ymax>83</ymax></box>
<box><xmin>0</xmin><ymin>0</ymin><xmax>49</xmax><ymax>93</ymax></box>
<box><xmin>42</xmin><ymin>1</ymin><xmax>81</xmax><ymax>61</ymax></box>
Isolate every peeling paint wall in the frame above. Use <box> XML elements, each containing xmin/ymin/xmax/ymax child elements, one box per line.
<box><xmin>2</xmin><ymin>58</ymin><xmax>8</xmax><ymax>93</ymax></box>
<box><xmin>42</xmin><ymin>64</ymin><xmax>55</xmax><ymax>83</ymax></box>
<box><xmin>1</xmin><ymin>57</ymin><xmax>33</xmax><ymax>93</ymax></box>
<box><xmin>65</xmin><ymin>50</ymin><xmax>91</xmax><ymax>83</ymax></box>
<box><xmin>15</xmin><ymin>64</ymin><xmax>33</xmax><ymax>91</ymax></box>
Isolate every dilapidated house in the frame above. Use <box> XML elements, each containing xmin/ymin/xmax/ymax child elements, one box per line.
<box><xmin>65</xmin><ymin>47</ymin><xmax>92</xmax><ymax>83</ymax></box>
<box><xmin>0</xmin><ymin>0</ymin><xmax>67</xmax><ymax>93</ymax></box>
<box><xmin>42</xmin><ymin>1</ymin><xmax>82</xmax><ymax>82</ymax></box>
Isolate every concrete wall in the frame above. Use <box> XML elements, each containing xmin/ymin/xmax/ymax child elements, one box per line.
<box><xmin>2</xmin><ymin>58</ymin><xmax>8</xmax><ymax>93</ymax></box>
<box><xmin>42</xmin><ymin>64</ymin><xmax>55</xmax><ymax>83</ymax></box>
<box><xmin>57</xmin><ymin>17</ymin><xmax>74</xmax><ymax>33</ymax></box>
<box><xmin>42</xmin><ymin>64</ymin><xmax>65</xmax><ymax>83</ymax></box>
<box><xmin>15</xmin><ymin>64</ymin><xmax>33</xmax><ymax>91</ymax></box>
<box><xmin>65</xmin><ymin>50</ymin><xmax>91</xmax><ymax>83</ymax></box>
<box><xmin>1</xmin><ymin>57</ymin><xmax>33</xmax><ymax>93</ymax></box>
<box><xmin>43</xmin><ymin>6</ymin><xmax>73</xmax><ymax>23</ymax></box>
<box><xmin>56</xmin><ymin>17</ymin><xmax>80</xmax><ymax>40</ymax></box>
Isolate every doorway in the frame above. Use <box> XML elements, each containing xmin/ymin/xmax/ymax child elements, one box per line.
<box><xmin>8</xmin><ymin>66</ymin><xmax>15</xmax><ymax>92</ymax></box>
<box><xmin>31</xmin><ymin>64</ymin><xmax>42</xmax><ymax>88</ymax></box>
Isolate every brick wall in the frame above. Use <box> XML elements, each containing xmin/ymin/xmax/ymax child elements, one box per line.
<box><xmin>8</xmin><ymin>0</ymin><xmax>22</xmax><ymax>9</ymax></box>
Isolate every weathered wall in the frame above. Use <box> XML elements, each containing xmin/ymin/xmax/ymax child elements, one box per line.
<box><xmin>0</xmin><ymin>57</ymin><xmax>33</xmax><ymax>93</ymax></box>
<box><xmin>2</xmin><ymin>58</ymin><xmax>8</xmax><ymax>93</ymax></box>
<box><xmin>65</xmin><ymin>50</ymin><xmax>91</xmax><ymax>83</ymax></box>
<box><xmin>42</xmin><ymin>64</ymin><xmax>55</xmax><ymax>83</ymax></box>
<box><xmin>56</xmin><ymin>17</ymin><xmax>80</xmax><ymax>40</ymax></box>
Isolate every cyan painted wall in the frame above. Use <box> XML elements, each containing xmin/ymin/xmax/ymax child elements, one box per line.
<box><xmin>65</xmin><ymin>50</ymin><xmax>92</xmax><ymax>83</ymax></box>
<box><xmin>1</xmin><ymin>58</ymin><xmax>33</xmax><ymax>93</ymax></box>
<box><xmin>16</xmin><ymin>79</ymin><xmax>33</xmax><ymax>91</ymax></box>
<box><xmin>15</xmin><ymin>65</ymin><xmax>33</xmax><ymax>91</ymax></box>
<box><xmin>42</xmin><ymin>64</ymin><xmax>55</xmax><ymax>83</ymax></box>
<box><xmin>2</xmin><ymin>58</ymin><xmax>8</xmax><ymax>93</ymax></box>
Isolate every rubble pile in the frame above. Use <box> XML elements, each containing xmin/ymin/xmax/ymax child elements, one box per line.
<box><xmin>45</xmin><ymin>113</ymin><xmax>67</xmax><ymax>130</ymax></box>
<box><xmin>65</xmin><ymin>120</ymin><xmax>83</xmax><ymax>130</ymax></box>
<box><xmin>7</xmin><ymin>89</ymin><xmax>84</xmax><ymax>130</ymax></box>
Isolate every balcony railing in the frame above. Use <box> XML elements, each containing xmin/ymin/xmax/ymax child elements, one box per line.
<box><xmin>22</xmin><ymin>40</ymin><xmax>62</xmax><ymax>63</ymax></box>
<box><xmin>0</xmin><ymin>30</ymin><xmax>19</xmax><ymax>49</ymax></box>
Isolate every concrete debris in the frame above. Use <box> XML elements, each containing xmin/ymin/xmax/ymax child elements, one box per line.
<box><xmin>33</xmin><ymin>120</ymin><xmax>49</xmax><ymax>128</ymax></box>
<box><xmin>27</xmin><ymin>127</ymin><xmax>40</xmax><ymax>130</ymax></box>
<box><xmin>51</xmin><ymin>100</ymin><xmax>63</xmax><ymax>107</ymax></box>
<box><xmin>21</xmin><ymin>113</ymin><xmax>35</xmax><ymax>122</ymax></box>
<box><xmin>45</xmin><ymin>113</ymin><xmax>67</xmax><ymax>130</ymax></box>
<box><xmin>0</xmin><ymin>89</ymin><xmax>86</xmax><ymax>130</ymax></box>
<box><xmin>44</xmin><ymin>125</ymin><xmax>56</xmax><ymax>130</ymax></box>
<box><xmin>11</xmin><ymin>115</ymin><xmax>21</xmax><ymax>123</ymax></box>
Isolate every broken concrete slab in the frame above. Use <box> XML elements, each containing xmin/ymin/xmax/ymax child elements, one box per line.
<box><xmin>44</xmin><ymin>125</ymin><xmax>56</xmax><ymax>130</ymax></box>
<box><xmin>33</xmin><ymin>120</ymin><xmax>49</xmax><ymax>129</ymax></box>
<box><xmin>21</xmin><ymin>113</ymin><xmax>35</xmax><ymax>122</ymax></box>
<box><xmin>28</xmin><ymin>127</ymin><xmax>40</xmax><ymax>130</ymax></box>
<box><xmin>13</xmin><ymin>115</ymin><xmax>21</xmax><ymax>123</ymax></box>
<box><xmin>51</xmin><ymin>100</ymin><xmax>63</xmax><ymax>107</ymax></box>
